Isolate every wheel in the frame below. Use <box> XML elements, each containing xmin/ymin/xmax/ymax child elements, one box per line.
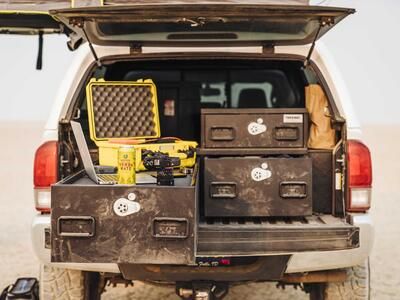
<box><xmin>39</xmin><ymin>264</ymin><xmax>102</xmax><ymax>300</ymax></box>
<box><xmin>309</xmin><ymin>259</ymin><xmax>370</xmax><ymax>300</ymax></box>
<box><xmin>324</xmin><ymin>259</ymin><xmax>370</xmax><ymax>300</ymax></box>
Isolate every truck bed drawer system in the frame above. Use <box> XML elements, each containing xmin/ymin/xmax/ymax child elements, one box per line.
<box><xmin>51</xmin><ymin>107</ymin><xmax>359</xmax><ymax>264</ymax></box>
<box><xmin>201</xmin><ymin>108</ymin><xmax>312</xmax><ymax>218</ymax></box>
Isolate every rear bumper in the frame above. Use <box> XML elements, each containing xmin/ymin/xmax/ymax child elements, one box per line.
<box><xmin>197</xmin><ymin>216</ymin><xmax>359</xmax><ymax>256</ymax></box>
<box><xmin>286</xmin><ymin>214</ymin><xmax>374</xmax><ymax>273</ymax></box>
<box><xmin>31</xmin><ymin>213</ymin><xmax>373</xmax><ymax>275</ymax></box>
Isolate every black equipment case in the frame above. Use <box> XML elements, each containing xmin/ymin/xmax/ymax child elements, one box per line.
<box><xmin>201</xmin><ymin>108</ymin><xmax>308</xmax><ymax>153</ymax></box>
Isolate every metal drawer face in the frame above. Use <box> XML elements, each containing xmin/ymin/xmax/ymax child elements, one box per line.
<box><xmin>201</xmin><ymin>109</ymin><xmax>307</xmax><ymax>149</ymax></box>
<box><xmin>204</xmin><ymin>157</ymin><xmax>312</xmax><ymax>217</ymax></box>
<box><xmin>51</xmin><ymin>176</ymin><xmax>196</xmax><ymax>265</ymax></box>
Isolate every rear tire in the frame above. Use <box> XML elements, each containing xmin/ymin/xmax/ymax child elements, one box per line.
<box><xmin>309</xmin><ymin>259</ymin><xmax>370</xmax><ymax>300</ymax></box>
<box><xmin>39</xmin><ymin>264</ymin><xmax>102</xmax><ymax>300</ymax></box>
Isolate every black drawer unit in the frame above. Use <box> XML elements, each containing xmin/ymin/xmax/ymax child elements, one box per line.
<box><xmin>51</xmin><ymin>171</ymin><xmax>197</xmax><ymax>265</ymax></box>
<box><xmin>203</xmin><ymin>156</ymin><xmax>312</xmax><ymax>217</ymax></box>
<box><xmin>201</xmin><ymin>108</ymin><xmax>308</xmax><ymax>151</ymax></box>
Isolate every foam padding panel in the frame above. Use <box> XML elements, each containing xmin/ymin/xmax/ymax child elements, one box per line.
<box><xmin>86</xmin><ymin>79</ymin><xmax>160</xmax><ymax>142</ymax></box>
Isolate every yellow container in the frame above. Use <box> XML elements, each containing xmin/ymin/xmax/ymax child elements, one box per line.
<box><xmin>97</xmin><ymin>140</ymin><xmax>198</xmax><ymax>171</ymax></box>
<box><xmin>86</xmin><ymin>78</ymin><xmax>161</xmax><ymax>143</ymax></box>
<box><xmin>86</xmin><ymin>78</ymin><xmax>197</xmax><ymax>171</ymax></box>
<box><xmin>117</xmin><ymin>145</ymin><xmax>136</xmax><ymax>184</ymax></box>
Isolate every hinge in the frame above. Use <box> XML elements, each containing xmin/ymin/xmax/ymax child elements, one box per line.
<box><xmin>320</xmin><ymin>16</ymin><xmax>335</xmax><ymax>27</ymax></box>
<box><xmin>130</xmin><ymin>44</ymin><xmax>143</xmax><ymax>54</ymax></box>
<box><xmin>69</xmin><ymin>18</ymin><xmax>85</xmax><ymax>28</ymax></box>
<box><xmin>262</xmin><ymin>44</ymin><xmax>274</xmax><ymax>55</ymax></box>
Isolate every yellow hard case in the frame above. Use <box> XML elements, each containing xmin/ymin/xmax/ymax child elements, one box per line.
<box><xmin>86</xmin><ymin>78</ymin><xmax>161</xmax><ymax>142</ymax></box>
<box><xmin>86</xmin><ymin>78</ymin><xmax>197</xmax><ymax>170</ymax></box>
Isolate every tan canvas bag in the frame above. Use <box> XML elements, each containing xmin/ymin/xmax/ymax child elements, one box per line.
<box><xmin>305</xmin><ymin>84</ymin><xmax>336</xmax><ymax>149</ymax></box>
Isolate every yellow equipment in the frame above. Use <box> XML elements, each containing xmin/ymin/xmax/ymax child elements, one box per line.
<box><xmin>86</xmin><ymin>78</ymin><xmax>197</xmax><ymax>170</ymax></box>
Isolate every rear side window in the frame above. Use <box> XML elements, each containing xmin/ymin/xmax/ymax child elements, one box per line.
<box><xmin>82</xmin><ymin>59</ymin><xmax>306</xmax><ymax>141</ymax></box>
<box><xmin>104</xmin><ymin>61</ymin><xmax>305</xmax><ymax>110</ymax></box>
<box><xmin>184</xmin><ymin>70</ymin><xmax>299</xmax><ymax>108</ymax></box>
<box><xmin>230</xmin><ymin>70</ymin><xmax>297</xmax><ymax>108</ymax></box>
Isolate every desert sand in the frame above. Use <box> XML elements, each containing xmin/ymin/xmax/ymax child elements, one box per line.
<box><xmin>0</xmin><ymin>121</ymin><xmax>398</xmax><ymax>299</ymax></box>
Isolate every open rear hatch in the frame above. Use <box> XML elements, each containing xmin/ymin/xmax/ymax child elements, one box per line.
<box><xmin>0</xmin><ymin>1</ymin><xmax>354</xmax><ymax>49</ymax></box>
<box><xmin>49</xmin><ymin>2</ymin><xmax>354</xmax><ymax>48</ymax></box>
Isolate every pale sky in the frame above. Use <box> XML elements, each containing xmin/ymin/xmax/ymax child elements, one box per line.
<box><xmin>0</xmin><ymin>0</ymin><xmax>399</xmax><ymax>124</ymax></box>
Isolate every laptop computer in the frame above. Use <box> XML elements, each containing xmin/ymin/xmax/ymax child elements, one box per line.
<box><xmin>70</xmin><ymin>121</ymin><xmax>156</xmax><ymax>185</ymax></box>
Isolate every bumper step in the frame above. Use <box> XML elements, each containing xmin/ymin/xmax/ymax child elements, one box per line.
<box><xmin>197</xmin><ymin>216</ymin><xmax>359</xmax><ymax>256</ymax></box>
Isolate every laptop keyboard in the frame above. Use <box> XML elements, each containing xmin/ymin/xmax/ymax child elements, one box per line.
<box><xmin>97</xmin><ymin>174</ymin><xmax>118</xmax><ymax>182</ymax></box>
<box><xmin>97</xmin><ymin>173</ymin><xmax>158</xmax><ymax>184</ymax></box>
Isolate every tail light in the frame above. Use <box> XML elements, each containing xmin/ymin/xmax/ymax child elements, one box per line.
<box><xmin>34</xmin><ymin>141</ymin><xmax>58</xmax><ymax>212</ymax></box>
<box><xmin>346</xmin><ymin>140</ymin><xmax>372</xmax><ymax>212</ymax></box>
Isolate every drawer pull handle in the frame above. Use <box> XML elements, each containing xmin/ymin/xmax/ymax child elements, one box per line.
<box><xmin>152</xmin><ymin>217</ymin><xmax>189</xmax><ymax>239</ymax></box>
<box><xmin>57</xmin><ymin>216</ymin><xmax>95</xmax><ymax>237</ymax></box>
<box><xmin>280</xmin><ymin>182</ymin><xmax>308</xmax><ymax>198</ymax></box>
<box><xmin>209</xmin><ymin>126</ymin><xmax>235</xmax><ymax>141</ymax></box>
<box><xmin>273</xmin><ymin>126</ymin><xmax>299</xmax><ymax>141</ymax></box>
<box><xmin>210</xmin><ymin>182</ymin><xmax>237</xmax><ymax>199</ymax></box>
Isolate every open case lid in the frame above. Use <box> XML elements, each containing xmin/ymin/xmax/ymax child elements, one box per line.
<box><xmin>86</xmin><ymin>78</ymin><xmax>161</xmax><ymax>143</ymax></box>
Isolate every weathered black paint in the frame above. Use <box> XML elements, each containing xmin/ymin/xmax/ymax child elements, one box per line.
<box><xmin>309</xmin><ymin>150</ymin><xmax>333</xmax><ymax>214</ymax></box>
<box><xmin>51</xmin><ymin>171</ymin><xmax>197</xmax><ymax>264</ymax></box>
<box><xmin>118</xmin><ymin>256</ymin><xmax>291</xmax><ymax>282</ymax></box>
<box><xmin>203</xmin><ymin>156</ymin><xmax>312</xmax><ymax>217</ymax></box>
<box><xmin>201</xmin><ymin>108</ymin><xmax>308</xmax><ymax>151</ymax></box>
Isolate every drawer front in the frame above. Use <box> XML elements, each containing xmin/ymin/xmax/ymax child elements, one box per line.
<box><xmin>203</xmin><ymin>112</ymin><xmax>306</xmax><ymax>148</ymax></box>
<box><xmin>51</xmin><ymin>185</ymin><xmax>196</xmax><ymax>264</ymax></box>
<box><xmin>204</xmin><ymin>157</ymin><xmax>312</xmax><ymax>217</ymax></box>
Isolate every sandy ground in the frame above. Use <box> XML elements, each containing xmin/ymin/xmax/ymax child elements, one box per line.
<box><xmin>0</xmin><ymin>122</ymin><xmax>399</xmax><ymax>299</ymax></box>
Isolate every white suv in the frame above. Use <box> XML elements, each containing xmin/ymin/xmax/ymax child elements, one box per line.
<box><xmin>1</xmin><ymin>1</ymin><xmax>373</xmax><ymax>299</ymax></box>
